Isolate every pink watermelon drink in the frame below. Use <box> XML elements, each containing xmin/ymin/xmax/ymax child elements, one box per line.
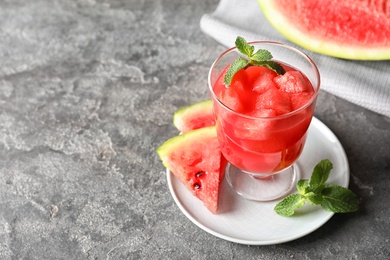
<box><xmin>208</xmin><ymin>39</ymin><xmax>320</xmax><ymax>201</ymax></box>
<box><xmin>213</xmin><ymin>63</ymin><xmax>315</xmax><ymax>173</ymax></box>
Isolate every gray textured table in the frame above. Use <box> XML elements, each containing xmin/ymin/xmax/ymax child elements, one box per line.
<box><xmin>0</xmin><ymin>1</ymin><xmax>389</xmax><ymax>259</ymax></box>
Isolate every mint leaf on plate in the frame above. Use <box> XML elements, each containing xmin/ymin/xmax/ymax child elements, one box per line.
<box><xmin>321</xmin><ymin>184</ymin><xmax>359</xmax><ymax>213</ymax></box>
<box><xmin>310</xmin><ymin>159</ymin><xmax>332</xmax><ymax>190</ymax></box>
<box><xmin>274</xmin><ymin>159</ymin><xmax>359</xmax><ymax>216</ymax></box>
<box><xmin>274</xmin><ymin>194</ymin><xmax>305</xmax><ymax>217</ymax></box>
<box><xmin>297</xmin><ymin>179</ymin><xmax>309</xmax><ymax>195</ymax></box>
<box><xmin>305</xmin><ymin>191</ymin><xmax>323</xmax><ymax>205</ymax></box>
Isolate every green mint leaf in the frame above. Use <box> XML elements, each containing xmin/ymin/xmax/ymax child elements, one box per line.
<box><xmin>224</xmin><ymin>57</ymin><xmax>249</xmax><ymax>86</ymax></box>
<box><xmin>274</xmin><ymin>159</ymin><xmax>359</xmax><ymax>217</ymax></box>
<box><xmin>320</xmin><ymin>184</ymin><xmax>359</xmax><ymax>213</ymax></box>
<box><xmin>251</xmin><ymin>49</ymin><xmax>272</xmax><ymax>62</ymax></box>
<box><xmin>235</xmin><ymin>36</ymin><xmax>254</xmax><ymax>57</ymax></box>
<box><xmin>310</xmin><ymin>159</ymin><xmax>333</xmax><ymax>190</ymax></box>
<box><xmin>297</xmin><ymin>179</ymin><xmax>309</xmax><ymax>195</ymax></box>
<box><xmin>274</xmin><ymin>194</ymin><xmax>306</xmax><ymax>216</ymax></box>
<box><xmin>252</xmin><ymin>60</ymin><xmax>286</xmax><ymax>75</ymax></box>
<box><xmin>224</xmin><ymin>36</ymin><xmax>285</xmax><ymax>86</ymax></box>
<box><xmin>305</xmin><ymin>191</ymin><xmax>323</xmax><ymax>205</ymax></box>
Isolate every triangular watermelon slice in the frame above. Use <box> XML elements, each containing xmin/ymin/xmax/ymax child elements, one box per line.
<box><xmin>157</xmin><ymin>126</ymin><xmax>225</xmax><ymax>214</ymax></box>
<box><xmin>173</xmin><ymin>100</ymin><xmax>215</xmax><ymax>133</ymax></box>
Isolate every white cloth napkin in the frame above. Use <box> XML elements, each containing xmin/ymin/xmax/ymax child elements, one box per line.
<box><xmin>200</xmin><ymin>0</ymin><xmax>390</xmax><ymax>117</ymax></box>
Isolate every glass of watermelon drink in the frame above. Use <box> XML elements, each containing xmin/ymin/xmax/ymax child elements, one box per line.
<box><xmin>208</xmin><ymin>41</ymin><xmax>320</xmax><ymax>201</ymax></box>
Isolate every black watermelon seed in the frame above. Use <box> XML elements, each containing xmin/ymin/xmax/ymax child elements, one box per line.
<box><xmin>195</xmin><ymin>171</ymin><xmax>203</xmax><ymax>177</ymax></box>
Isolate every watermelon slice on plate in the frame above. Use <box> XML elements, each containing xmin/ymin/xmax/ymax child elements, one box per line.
<box><xmin>157</xmin><ymin>126</ymin><xmax>225</xmax><ymax>214</ymax></box>
<box><xmin>258</xmin><ymin>0</ymin><xmax>390</xmax><ymax>60</ymax></box>
<box><xmin>173</xmin><ymin>100</ymin><xmax>215</xmax><ymax>133</ymax></box>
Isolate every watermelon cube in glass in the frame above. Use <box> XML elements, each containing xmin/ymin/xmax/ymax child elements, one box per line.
<box><xmin>208</xmin><ymin>41</ymin><xmax>320</xmax><ymax>201</ymax></box>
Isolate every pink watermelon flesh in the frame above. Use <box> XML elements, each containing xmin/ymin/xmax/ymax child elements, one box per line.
<box><xmin>274</xmin><ymin>71</ymin><xmax>311</xmax><ymax>93</ymax></box>
<box><xmin>157</xmin><ymin>126</ymin><xmax>224</xmax><ymax>214</ymax></box>
<box><xmin>219</xmin><ymin>86</ymin><xmax>246</xmax><ymax>112</ymax></box>
<box><xmin>290</xmin><ymin>92</ymin><xmax>314</xmax><ymax>110</ymax></box>
<box><xmin>276</xmin><ymin>0</ymin><xmax>390</xmax><ymax>48</ymax></box>
<box><xmin>259</xmin><ymin>0</ymin><xmax>390</xmax><ymax>59</ymax></box>
<box><xmin>254</xmin><ymin>88</ymin><xmax>292</xmax><ymax>115</ymax></box>
<box><xmin>247</xmin><ymin>66</ymin><xmax>278</xmax><ymax>94</ymax></box>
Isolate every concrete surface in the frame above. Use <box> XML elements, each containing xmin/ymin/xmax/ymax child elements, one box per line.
<box><xmin>0</xmin><ymin>0</ymin><xmax>389</xmax><ymax>259</ymax></box>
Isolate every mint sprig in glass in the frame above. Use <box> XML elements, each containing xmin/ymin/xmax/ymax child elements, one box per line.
<box><xmin>224</xmin><ymin>36</ymin><xmax>286</xmax><ymax>86</ymax></box>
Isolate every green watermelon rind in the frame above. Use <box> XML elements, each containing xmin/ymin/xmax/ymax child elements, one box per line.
<box><xmin>258</xmin><ymin>0</ymin><xmax>390</xmax><ymax>60</ymax></box>
<box><xmin>173</xmin><ymin>100</ymin><xmax>214</xmax><ymax>133</ymax></box>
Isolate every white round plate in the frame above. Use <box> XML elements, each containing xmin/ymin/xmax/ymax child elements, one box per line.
<box><xmin>166</xmin><ymin>117</ymin><xmax>349</xmax><ymax>245</ymax></box>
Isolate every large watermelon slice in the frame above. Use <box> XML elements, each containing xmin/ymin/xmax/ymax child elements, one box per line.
<box><xmin>157</xmin><ymin>126</ymin><xmax>224</xmax><ymax>214</ymax></box>
<box><xmin>173</xmin><ymin>100</ymin><xmax>215</xmax><ymax>133</ymax></box>
<box><xmin>258</xmin><ymin>0</ymin><xmax>390</xmax><ymax>60</ymax></box>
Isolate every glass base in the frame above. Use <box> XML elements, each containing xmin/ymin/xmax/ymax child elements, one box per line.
<box><xmin>225</xmin><ymin>163</ymin><xmax>299</xmax><ymax>201</ymax></box>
